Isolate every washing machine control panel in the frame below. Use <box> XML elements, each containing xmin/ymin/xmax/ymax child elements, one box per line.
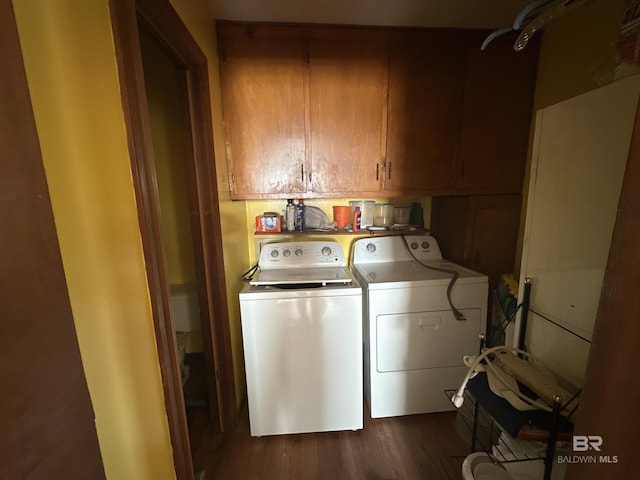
<box><xmin>259</xmin><ymin>241</ymin><xmax>346</xmax><ymax>268</ymax></box>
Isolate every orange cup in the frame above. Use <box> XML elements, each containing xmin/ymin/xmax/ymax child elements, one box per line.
<box><xmin>333</xmin><ymin>206</ymin><xmax>351</xmax><ymax>230</ymax></box>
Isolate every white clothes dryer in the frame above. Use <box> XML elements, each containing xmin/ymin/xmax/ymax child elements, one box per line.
<box><xmin>352</xmin><ymin>235</ymin><xmax>488</xmax><ymax>418</ymax></box>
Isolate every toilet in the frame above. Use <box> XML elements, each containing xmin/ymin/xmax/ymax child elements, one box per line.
<box><xmin>462</xmin><ymin>452</ymin><xmax>566</xmax><ymax>480</ymax></box>
<box><xmin>462</xmin><ymin>453</ymin><xmax>512</xmax><ymax>480</ymax></box>
<box><xmin>169</xmin><ymin>283</ymin><xmax>201</xmax><ymax>332</ymax></box>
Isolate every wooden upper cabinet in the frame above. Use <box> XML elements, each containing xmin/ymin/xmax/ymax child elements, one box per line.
<box><xmin>385</xmin><ymin>30</ymin><xmax>466</xmax><ymax>194</ymax></box>
<box><xmin>457</xmin><ymin>31</ymin><xmax>539</xmax><ymax>193</ymax></box>
<box><xmin>217</xmin><ymin>24</ymin><xmax>308</xmax><ymax>198</ymax></box>
<box><xmin>308</xmin><ymin>29</ymin><xmax>388</xmax><ymax>195</ymax></box>
<box><xmin>216</xmin><ymin>23</ymin><xmax>539</xmax><ymax>199</ymax></box>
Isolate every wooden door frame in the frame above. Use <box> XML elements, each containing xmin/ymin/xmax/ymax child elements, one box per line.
<box><xmin>109</xmin><ymin>1</ymin><xmax>237</xmax><ymax>478</ymax></box>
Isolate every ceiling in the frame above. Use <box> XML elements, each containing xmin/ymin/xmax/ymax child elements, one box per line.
<box><xmin>208</xmin><ymin>0</ymin><xmax>533</xmax><ymax>30</ymax></box>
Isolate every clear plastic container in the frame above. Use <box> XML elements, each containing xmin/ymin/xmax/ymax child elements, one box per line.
<box><xmin>373</xmin><ymin>204</ymin><xmax>394</xmax><ymax>227</ymax></box>
<box><xmin>393</xmin><ymin>206</ymin><xmax>411</xmax><ymax>225</ymax></box>
<box><xmin>349</xmin><ymin>200</ymin><xmax>374</xmax><ymax>228</ymax></box>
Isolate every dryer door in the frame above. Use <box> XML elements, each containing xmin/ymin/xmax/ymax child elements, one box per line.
<box><xmin>376</xmin><ymin>308</ymin><xmax>482</xmax><ymax>372</ymax></box>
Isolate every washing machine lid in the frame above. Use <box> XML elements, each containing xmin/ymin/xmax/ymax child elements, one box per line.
<box><xmin>353</xmin><ymin>259</ymin><xmax>487</xmax><ymax>289</ymax></box>
<box><xmin>241</xmin><ymin>268</ymin><xmax>361</xmax><ymax>300</ymax></box>
<box><xmin>250</xmin><ymin>266</ymin><xmax>353</xmax><ymax>287</ymax></box>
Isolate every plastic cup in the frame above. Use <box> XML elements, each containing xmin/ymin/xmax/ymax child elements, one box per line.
<box><xmin>333</xmin><ymin>206</ymin><xmax>351</xmax><ymax>230</ymax></box>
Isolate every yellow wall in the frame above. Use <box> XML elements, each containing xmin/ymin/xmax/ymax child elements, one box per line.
<box><xmin>534</xmin><ymin>0</ymin><xmax>627</xmax><ymax>109</ymax></box>
<box><xmin>13</xmin><ymin>1</ymin><xmax>175</xmax><ymax>479</ymax></box>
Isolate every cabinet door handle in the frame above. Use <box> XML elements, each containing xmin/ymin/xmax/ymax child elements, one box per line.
<box><xmin>376</xmin><ymin>163</ymin><xmax>379</xmax><ymax>181</ymax></box>
<box><xmin>388</xmin><ymin>161</ymin><xmax>392</xmax><ymax>179</ymax></box>
<box><xmin>300</xmin><ymin>164</ymin><xmax>304</xmax><ymax>183</ymax></box>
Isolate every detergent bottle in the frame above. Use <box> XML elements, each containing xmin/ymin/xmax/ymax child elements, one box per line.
<box><xmin>353</xmin><ymin>206</ymin><xmax>362</xmax><ymax>231</ymax></box>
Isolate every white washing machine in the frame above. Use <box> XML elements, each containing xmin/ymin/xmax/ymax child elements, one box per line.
<box><xmin>239</xmin><ymin>241</ymin><xmax>363</xmax><ymax>436</ymax></box>
<box><xmin>352</xmin><ymin>235</ymin><xmax>488</xmax><ymax>418</ymax></box>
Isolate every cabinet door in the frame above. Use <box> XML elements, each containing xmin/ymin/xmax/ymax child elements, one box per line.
<box><xmin>385</xmin><ymin>30</ymin><xmax>466</xmax><ymax>194</ymax></box>
<box><xmin>457</xmin><ymin>32</ymin><xmax>539</xmax><ymax>193</ymax></box>
<box><xmin>308</xmin><ymin>30</ymin><xmax>388</xmax><ymax>195</ymax></box>
<box><xmin>463</xmin><ymin>195</ymin><xmax>522</xmax><ymax>287</ymax></box>
<box><xmin>218</xmin><ymin>24</ymin><xmax>307</xmax><ymax>198</ymax></box>
<box><xmin>431</xmin><ymin>194</ymin><xmax>522</xmax><ymax>288</ymax></box>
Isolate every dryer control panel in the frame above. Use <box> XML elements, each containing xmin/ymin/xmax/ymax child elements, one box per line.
<box><xmin>352</xmin><ymin>235</ymin><xmax>443</xmax><ymax>265</ymax></box>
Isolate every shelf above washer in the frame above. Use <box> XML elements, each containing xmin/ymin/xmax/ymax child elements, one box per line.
<box><xmin>255</xmin><ymin>227</ymin><xmax>429</xmax><ymax>236</ymax></box>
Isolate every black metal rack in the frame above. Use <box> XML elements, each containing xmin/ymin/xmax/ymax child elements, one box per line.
<box><xmin>447</xmin><ymin>384</ymin><xmax>568</xmax><ymax>479</ymax></box>
<box><xmin>448</xmin><ymin>278</ymin><xmax>584</xmax><ymax>480</ymax></box>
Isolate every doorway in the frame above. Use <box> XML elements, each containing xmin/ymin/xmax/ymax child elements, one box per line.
<box><xmin>109</xmin><ymin>1</ymin><xmax>237</xmax><ymax>479</ymax></box>
<box><xmin>137</xmin><ymin>21</ymin><xmax>215</xmax><ymax>450</ymax></box>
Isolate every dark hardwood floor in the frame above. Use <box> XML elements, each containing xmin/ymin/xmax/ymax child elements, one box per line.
<box><xmin>184</xmin><ymin>354</ymin><xmax>470</xmax><ymax>480</ymax></box>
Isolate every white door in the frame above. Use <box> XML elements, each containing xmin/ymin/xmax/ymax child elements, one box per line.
<box><xmin>517</xmin><ymin>75</ymin><xmax>640</xmax><ymax>386</ymax></box>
